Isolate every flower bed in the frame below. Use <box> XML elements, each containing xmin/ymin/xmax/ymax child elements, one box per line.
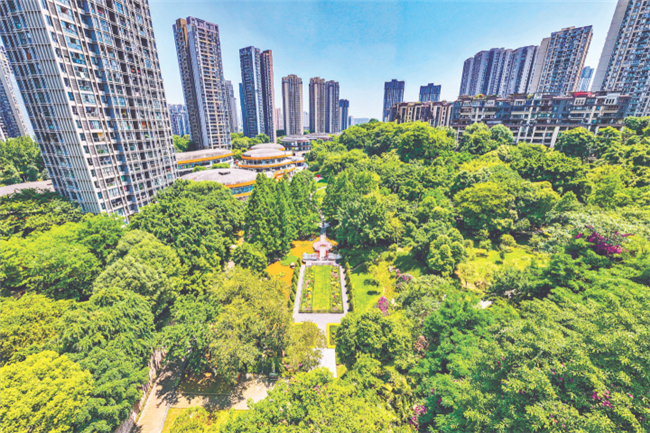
<box><xmin>299</xmin><ymin>265</ymin><xmax>343</xmax><ymax>313</ymax></box>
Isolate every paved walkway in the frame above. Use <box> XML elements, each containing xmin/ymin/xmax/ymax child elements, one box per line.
<box><xmin>133</xmin><ymin>360</ymin><xmax>184</xmax><ymax>433</ymax></box>
<box><xmin>173</xmin><ymin>376</ymin><xmax>274</xmax><ymax>411</ymax></box>
<box><xmin>292</xmin><ymin>261</ymin><xmax>349</xmax><ymax>377</ymax></box>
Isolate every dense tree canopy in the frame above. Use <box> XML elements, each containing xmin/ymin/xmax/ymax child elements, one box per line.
<box><xmin>130</xmin><ymin>179</ymin><xmax>244</xmax><ymax>289</ymax></box>
<box><xmin>0</xmin><ymin>136</ymin><xmax>46</xmax><ymax>185</ymax></box>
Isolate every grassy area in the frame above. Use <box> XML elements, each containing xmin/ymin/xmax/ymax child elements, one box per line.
<box><xmin>457</xmin><ymin>245</ymin><xmax>549</xmax><ymax>291</ymax></box>
<box><xmin>346</xmin><ymin>247</ymin><xmax>428</xmax><ymax>312</ymax></box>
<box><xmin>312</xmin><ymin>266</ymin><xmax>333</xmax><ymax>311</ymax></box>
<box><xmin>161</xmin><ymin>408</ymin><xmax>184</xmax><ymax>433</ymax></box>
<box><xmin>280</xmin><ymin>254</ymin><xmax>299</xmax><ymax>266</ymax></box>
<box><xmin>162</xmin><ymin>408</ymin><xmax>243</xmax><ymax>433</ymax></box>
<box><xmin>350</xmin><ymin>264</ymin><xmax>383</xmax><ymax>313</ymax></box>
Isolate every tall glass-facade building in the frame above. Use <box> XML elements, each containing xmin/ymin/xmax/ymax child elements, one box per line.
<box><xmin>382</xmin><ymin>79</ymin><xmax>404</xmax><ymax>122</ymax></box>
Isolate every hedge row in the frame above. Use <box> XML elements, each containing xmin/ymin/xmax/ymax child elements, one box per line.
<box><xmin>289</xmin><ymin>266</ymin><xmax>300</xmax><ymax>308</ymax></box>
<box><xmin>344</xmin><ymin>261</ymin><xmax>354</xmax><ymax>312</ymax></box>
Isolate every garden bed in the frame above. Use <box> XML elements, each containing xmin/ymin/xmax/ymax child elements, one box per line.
<box><xmin>299</xmin><ymin>265</ymin><xmax>343</xmax><ymax>313</ymax></box>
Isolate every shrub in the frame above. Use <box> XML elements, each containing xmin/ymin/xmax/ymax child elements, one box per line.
<box><xmin>479</xmin><ymin>240</ymin><xmax>492</xmax><ymax>251</ymax></box>
<box><xmin>500</xmin><ymin>234</ymin><xmax>516</xmax><ymax>248</ymax></box>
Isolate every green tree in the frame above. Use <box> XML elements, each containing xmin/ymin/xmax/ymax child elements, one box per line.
<box><xmin>93</xmin><ymin>255</ymin><xmax>178</xmax><ymax>320</ymax></box>
<box><xmin>162</xmin><ymin>293</ymin><xmax>221</xmax><ymax>375</ymax></box>
<box><xmin>454</xmin><ymin>181</ymin><xmax>516</xmax><ymax>234</ymax></box>
<box><xmin>220</xmin><ymin>368</ymin><xmax>396</xmax><ymax>432</ymax></box>
<box><xmin>163</xmin><ymin>269</ymin><xmax>291</xmax><ymax>382</ymax></box>
<box><xmin>232</xmin><ymin>242</ymin><xmax>267</xmax><ymax>274</ymax></box>
<box><xmin>0</xmin><ymin>223</ymin><xmax>100</xmax><ymax>300</ymax></box>
<box><xmin>75</xmin><ymin>214</ymin><xmax>124</xmax><ymax>266</ymax></box>
<box><xmin>555</xmin><ymin>127</ymin><xmax>597</xmax><ymax>159</ymax></box>
<box><xmin>173</xmin><ymin>134</ymin><xmax>192</xmax><ymax>153</ymax></box>
<box><xmin>490</xmin><ymin>124</ymin><xmax>514</xmax><ymax>145</ymax></box>
<box><xmin>244</xmin><ymin>174</ymin><xmax>278</xmax><ymax>258</ymax></box>
<box><xmin>283</xmin><ymin>321</ymin><xmax>326</xmax><ymax>374</ymax></box>
<box><xmin>0</xmin><ymin>293</ymin><xmax>72</xmax><ymax>365</ymax></box>
<box><xmin>0</xmin><ymin>189</ymin><xmax>83</xmax><ymax>240</ymax></box>
<box><xmin>0</xmin><ymin>136</ymin><xmax>46</xmax><ymax>185</ymax></box>
<box><xmin>335</xmin><ymin>194</ymin><xmax>390</xmax><ymax>247</ymax></box>
<box><xmin>57</xmin><ymin>287</ymin><xmax>155</xmax><ymax>365</ymax></box>
<box><xmin>459</xmin><ymin>123</ymin><xmax>499</xmax><ymax>155</ymax></box>
<box><xmin>0</xmin><ymin>351</ymin><xmax>93</xmax><ymax>433</ymax></box>
<box><xmin>130</xmin><ymin>180</ymin><xmax>243</xmax><ymax>289</ymax></box>
<box><xmin>255</xmin><ymin>133</ymin><xmax>270</xmax><ymax>143</ymax></box>
<box><xmin>336</xmin><ymin>308</ymin><xmax>412</xmax><ymax>369</ymax></box>
<box><xmin>73</xmin><ymin>347</ymin><xmax>149</xmax><ymax>433</ymax></box>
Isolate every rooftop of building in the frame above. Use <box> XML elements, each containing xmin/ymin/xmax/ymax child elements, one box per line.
<box><xmin>249</xmin><ymin>143</ymin><xmax>285</xmax><ymax>151</ymax></box>
<box><xmin>281</xmin><ymin>135</ymin><xmax>310</xmax><ymax>143</ymax></box>
<box><xmin>0</xmin><ymin>180</ymin><xmax>55</xmax><ymax>197</ymax></box>
<box><xmin>175</xmin><ymin>148</ymin><xmax>233</xmax><ymax>163</ymax></box>
<box><xmin>180</xmin><ymin>168</ymin><xmax>257</xmax><ymax>186</ymax></box>
<box><xmin>305</xmin><ymin>133</ymin><xmax>332</xmax><ymax>141</ymax></box>
<box><xmin>242</xmin><ymin>149</ymin><xmax>292</xmax><ymax>159</ymax></box>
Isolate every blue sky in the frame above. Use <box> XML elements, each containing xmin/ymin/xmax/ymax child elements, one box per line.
<box><xmin>150</xmin><ymin>0</ymin><xmax>618</xmax><ymax>120</ymax></box>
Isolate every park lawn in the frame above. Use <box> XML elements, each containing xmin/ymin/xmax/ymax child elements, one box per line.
<box><xmin>312</xmin><ymin>265</ymin><xmax>334</xmax><ymax>311</ymax></box>
<box><xmin>457</xmin><ymin>246</ymin><xmax>549</xmax><ymax>290</ymax></box>
<box><xmin>350</xmin><ymin>264</ymin><xmax>383</xmax><ymax>313</ymax></box>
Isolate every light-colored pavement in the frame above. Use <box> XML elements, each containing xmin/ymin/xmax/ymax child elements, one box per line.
<box><xmin>134</xmin><ymin>360</ymin><xmax>184</xmax><ymax>433</ymax></box>
<box><xmin>292</xmin><ymin>260</ymin><xmax>349</xmax><ymax>378</ymax></box>
<box><xmin>172</xmin><ymin>376</ymin><xmax>274</xmax><ymax>411</ymax></box>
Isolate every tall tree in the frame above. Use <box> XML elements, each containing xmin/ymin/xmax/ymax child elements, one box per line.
<box><xmin>0</xmin><ymin>136</ymin><xmax>46</xmax><ymax>185</ymax></box>
<box><xmin>0</xmin><ymin>351</ymin><xmax>93</xmax><ymax>433</ymax></box>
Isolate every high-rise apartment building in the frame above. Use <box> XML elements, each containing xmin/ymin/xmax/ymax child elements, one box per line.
<box><xmin>274</xmin><ymin>107</ymin><xmax>283</xmax><ymax>132</ymax></box>
<box><xmin>382</xmin><ymin>79</ymin><xmax>405</xmax><ymax>122</ymax></box>
<box><xmin>309</xmin><ymin>77</ymin><xmax>326</xmax><ymax>133</ymax></box>
<box><xmin>324</xmin><ymin>80</ymin><xmax>340</xmax><ymax>134</ymax></box>
<box><xmin>592</xmin><ymin>0</ymin><xmax>650</xmax><ymax>116</ymax></box>
<box><xmin>528</xmin><ymin>26</ymin><xmax>593</xmax><ymax>94</ymax></box>
<box><xmin>499</xmin><ymin>45</ymin><xmax>539</xmax><ymax>96</ymax></box>
<box><xmin>340</xmin><ymin>99</ymin><xmax>350</xmax><ymax>130</ymax></box>
<box><xmin>282</xmin><ymin>75</ymin><xmax>303</xmax><ymax>136</ymax></box>
<box><xmin>0</xmin><ymin>46</ymin><xmax>28</xmax><ymax>138</ymax></box>
<box><xmin>419</xmin><ymin>83</ymin><xmax>441</xmax><ymax>102</ymax></box>
<box><xmin>578</xmin><ymin>67</ymin><xmax>594</xmax><ymax>92</ymax></box>
<box><xmin>0</xmin><ymin>0</ymin><xmax>177</xmax><ymax>217</ymax></box>
<box><xmin>459</xmin><ymin>49</ymin><xmax>508</xmax><ymax>97</ymax></box>
<box><xmin>224</xmin><ymin>80</ymin><xmax>238</xmax><ymax>133</ymax></box>
<box><xmin>260</xmin><ymin>50</ymin><xmax>276</xmax><ymax>141</ymax></box>
<box><xmin>239</xmin><ymin>46</ymin><xmax>276</xmax><ymax>141</ymax></box>
<box><xmin>174</xmin><ymin>17</ymin><xmax>231</xmax><ymax>150</ymax></box>
<box><xmin>169</xmin><ymin>104</ymin><xmax>191</xmax><ymax>137</ymax></box>
<box><xmin>459</xmin><ymin>47</ymin><xmax>535</xmax><ymax>97</ymax></box>
<box><xmin>303</xmin><ymin>111</ymin><xmax>309</xmax><ymax>131</ymax></box>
